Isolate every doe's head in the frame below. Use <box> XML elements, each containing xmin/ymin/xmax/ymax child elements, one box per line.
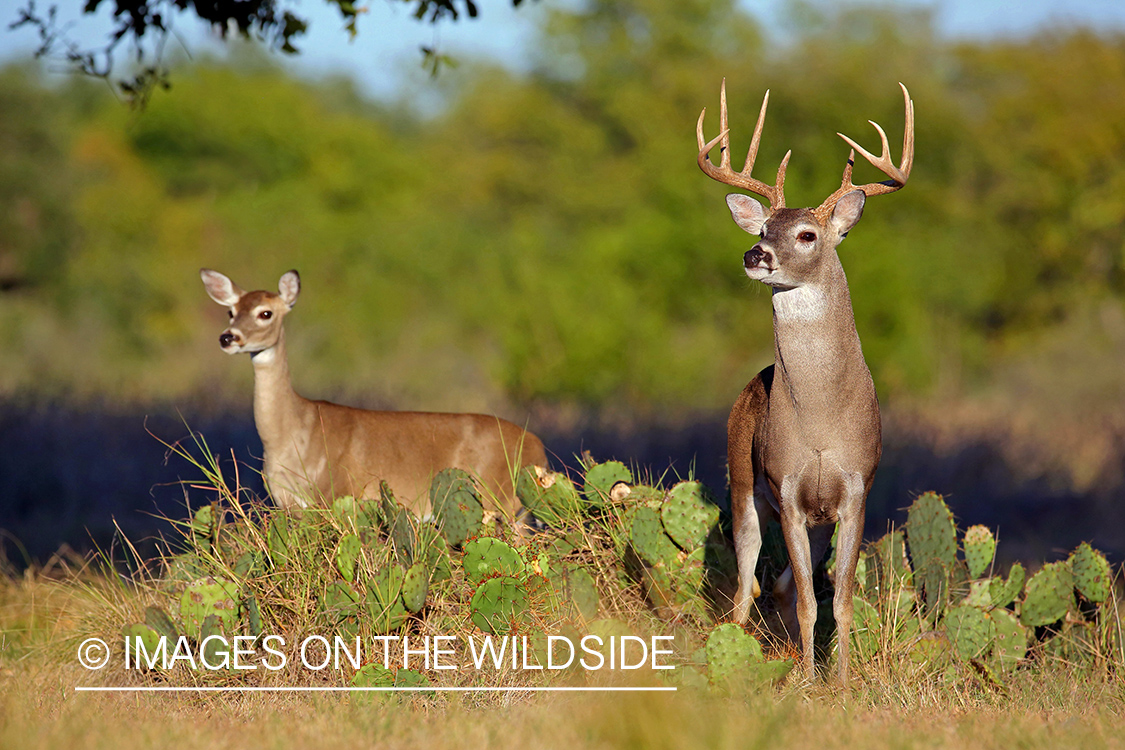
<box><xmin>200</xmin><ymin>269</ymin><xmax>300</xmax><ymax>355</ymax></box>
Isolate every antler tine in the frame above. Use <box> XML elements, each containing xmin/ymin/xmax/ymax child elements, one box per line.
<box><xmin>813</xmin><ymin>83</ymin><xmax>914</xmax><ymax>222</ymax></box>
<box><xmin>696</xmin><ymin>80</ymin><xmax>787</xmax><ymax>209</ymax></box>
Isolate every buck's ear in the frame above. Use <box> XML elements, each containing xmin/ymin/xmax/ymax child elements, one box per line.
<box><xmin>200</xmin><ymin>269</ymin><xmax>242</xmax><ymax>306</ymax></box>
<box><xmin>829</xmin><ymin>189</ymin><xmax>866</xmax><ymax>238</ymax></box>
<box><xmin>726</xmin><ymin>194</ymin><xmax>767</xmax><ymax>235</ymax></box>
<box><xmin>278</xmin><ymin>270</ymin><xmax>300</xmax><ymax>308</ymax></box>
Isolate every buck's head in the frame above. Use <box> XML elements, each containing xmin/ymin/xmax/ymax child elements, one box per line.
<box><xmin>697</xmin><ymin>80</ymin><xmax>913</xmax><ymax>291</ymax></box>
<box><xmin>200</xmin><ymin>269</ymin><xmax>300</xmax><ymax>355</ymax></box>
<box><xmin>725</xmin><ymin>193</ymin><xmax>866</xmax><ymax>290</ymax></box>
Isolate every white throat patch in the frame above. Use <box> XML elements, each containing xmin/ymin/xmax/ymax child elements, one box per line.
<box><xmin>772</xmin><ymin>285</ymin><xmax>828</xmax><ymax>321</ymax></box>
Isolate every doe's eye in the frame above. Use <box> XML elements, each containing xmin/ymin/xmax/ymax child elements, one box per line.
<box><xmin>227</xmin><ymin>310</ymin><xmax>234</xmax><ymax>319</ymax></box>
<box><xmin>798</xmin><ymin>231</ymin><xmax>817</xmax><ymax>243</ymax></box>
<box><xmin>258</xmin><ymin>310</ymin><xmax>273</xmax><ymax>320</ymax></box>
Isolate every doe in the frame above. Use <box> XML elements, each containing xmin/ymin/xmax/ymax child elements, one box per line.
<box><xmin>200</xmin><ymin>268</ymin><xmax>548</xmax><ymax>518</ymax></box>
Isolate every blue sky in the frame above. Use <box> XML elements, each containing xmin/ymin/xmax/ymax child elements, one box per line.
<box><xmin>3</xmin><ymin>0</ymin><xmax>1125</xmax><ymax>99</ymax></box>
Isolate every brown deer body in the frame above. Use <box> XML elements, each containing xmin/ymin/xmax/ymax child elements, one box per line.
<box><xmin>201</xmin><ymin>269</ymin><xmax>547</xmax><ymax>517</ymax></box>
<box><xmin>697</xmin><ymin>82</ymin><xmax>914</xmax><ymax>682</ymax></box>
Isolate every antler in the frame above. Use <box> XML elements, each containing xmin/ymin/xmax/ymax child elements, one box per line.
<box><xmin>697</xmin><ymin>78</ymin><xmax>791</xmax><ymax>210</ymax></box>
<box><xmin>812</xmin><ymin>83</ymin><xmax>915</xmax><ymax>223</ymax></box>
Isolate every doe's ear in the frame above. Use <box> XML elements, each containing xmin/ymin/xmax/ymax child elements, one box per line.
<box><xmin>725</xmin><ymin>194</ymin><xmax>768</xmax><ymax>235</ymax></box>
<box><xmin>200</xmin><ymin>268</ymin><xmax>242</xmax><ymax>306</ymax></box>
<box><xmin>278</xmin><ymin>270</ymin><xmax>300</xmax><ymax>308</ymax></box>
<box><xmin>829</xmin><ymin>189</ymin><xmax>866</xmax><ymax>238</ymax></box>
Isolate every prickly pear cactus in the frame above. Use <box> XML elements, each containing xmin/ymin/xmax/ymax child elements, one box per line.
<box><xmin>321</xmin><ymin>581</ymin><xmax>361</xmax><ymax>625</ymax></box>
<box><xmin>123</xmin><ymin>623</ymin><xmax>162</xmax><ymax>656</ymax></box>
<box><xmin>962</xmin><ymin>525</ymin><xmax>996</xmax><ymax>579</ymax></box>
<box><xmin>630</xmin><ymin>507</ymin><xmax>681</xmax><ymax>567</ymax></box>
<box><xmin>1020</xmin><ymin>561</ymin><xmax>1074</xmax><ymax>627</ymax></box>
<box><xmin>517</xmin><ymin>466</ymin><xmax>583</xmax><ymax>527</ymax></box>
<box><xmin>704</xmin><ymin>623</ymin><xmax>767</xmax><ymax>685</ymax></box>
<box><xmin>245</xmin><ymin>594</ymin><xmax>263</xmax><ymax>637</ymax></box>
<box><xmin>990</xmin><ymin>607</ymin><xmax>1028</xmax><ymax>671</ymax></box>
<box><xmin>336</xmin><ymin>533</ymin><xmax>361</xmax><ymax>582</ymax></box>
<box><xmin>989</xmin><ymin>562</ymin><xmax>1026</xmax><ymax>608</ymax></box>
<box><xmin>430</xmin><ymin>469</ymin><xmax>484</xmax><ymax>546</ymax></box>
<box><xmin>551</xmin><ymin>564</ymin><xmax>599</xmax><ymax>622</ymax></box>
<box><xmin>850</xmin><ymin>595</ymin><xmax>881</xmax><ymax>661</ymax></box>
<box><xmin>180</xmin><ymin>577</ymin><xmax>240</xmax><ymax>640</ymax></box>
<box><xmin>583</xmin><ymin>461</ymin><xmax>632</xmax><ymax>506</ymax></box>
<box><xmin>366</xmin><ymin>565</ymin><xmax>410</xmax><ymax>633</ymax></box>
<box><xmin>144</xmin><ymin>606</ymin><xmax>179</xmax><ymax>643</ymax></box>
<box><xmin>1069</xmin><ymin>542</ymin><xmax>1112</xmax><ymax>603</ymax></box>
<box><xmin>944</xmin><ymin>604</ymin><xmax>993</xmax><ymax>660</ymax></box>
<box><xmin>661</xmin><ymin>481</ymin><xmax>719</xmax><ymax>552</ymax></box>
<box><xmin>462</xmin><ymin>537</ymin><xmax>525</xmax><ymax>584</ymax></box>
<box><xmin>469</xmin><ymin>576</ymin><xmax>528</xmax><ymax>634</ymax></box>
<box><xmin>401</xmin><ymin>562</ymin><xmax>429</xmax><ymax>614</ymax></box>
<box><xmin>199</xmin><ymin>614</ymin><xmax>226</xmax><ymax>666</ymax></box>
<box><xmin>906</xmin><ymin>492</ymin><xmax>958</xmax><ymax>615</ymax></box>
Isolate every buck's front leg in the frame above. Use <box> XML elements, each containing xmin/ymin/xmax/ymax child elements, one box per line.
<box><xmin>831</xmin><ymin>472</ymin><xmax>867</xmax><ymax>685</ymax></box>
<box><xmin>777</xmin><ymin>477</ymin><xmax>818</xmax><ymax>679</ymax></box>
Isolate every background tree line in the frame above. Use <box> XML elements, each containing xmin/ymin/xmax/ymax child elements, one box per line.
<box><xmin>2</xmin><ymin>0</ymin><xmax>1124</xmax><ymax>488</ymax></box>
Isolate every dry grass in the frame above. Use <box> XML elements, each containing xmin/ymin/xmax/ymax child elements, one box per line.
<box><xmin>3</xmin><ymin>568</ymin><xmax>1124</xmax><ymax>750</ymax></box>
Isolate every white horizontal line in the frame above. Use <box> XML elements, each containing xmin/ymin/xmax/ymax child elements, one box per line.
<box><xmin>75</xmin><ymin>686</ymin><xmax>677</xmax><ymax>693</ymax></box>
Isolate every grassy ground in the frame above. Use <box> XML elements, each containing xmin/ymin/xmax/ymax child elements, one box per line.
<box><xmin>3</xmin><ymin>567</ymin><xmax>1123</xmax><ymax>750</ymax></box>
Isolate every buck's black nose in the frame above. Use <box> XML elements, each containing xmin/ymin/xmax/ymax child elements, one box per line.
<box><xmin>219</xmin><ymin>332</ymin><xmax>236</xmax><ymax>348</ymax></box>
<box><xmin>744</xmin><ymin>246</ymin><xmax>766</xmax><ymax>268</ymax></box>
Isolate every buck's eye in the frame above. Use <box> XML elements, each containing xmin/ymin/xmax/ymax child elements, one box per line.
<box><xmin>798</xmin><ymin>231</ymin><xmax>817</xmax><ymax>243</ymax></box>
<box><xmin>227</xmin><ymin>310</ymin><xmax>234</xmax><ymax>319</ymax></box>
<box><xmin>258</xmin><ymin>310</ymin><xmax>273</xmax><ymax>320</ymax></box>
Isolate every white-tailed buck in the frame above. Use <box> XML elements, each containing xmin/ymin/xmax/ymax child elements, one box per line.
<box><xmin>697</xmin><ymin>81</ymin><xmax>913</xmax><ymax>682</ymax></box>
<box><xmin>200</xmin><ymin>269</ymin><xmax>548</xmax><ymax>518</ymax></box>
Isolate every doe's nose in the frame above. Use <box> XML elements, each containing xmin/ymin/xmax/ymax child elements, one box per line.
<box><xmin>744</xmin><ymin>245</ymin><xmax>767</xmax><ymax>268</ymax></box>
<box><xmin>219</xmin><ymin>331</ymin><xmax>237</xmax><ymax>348</ymax></box>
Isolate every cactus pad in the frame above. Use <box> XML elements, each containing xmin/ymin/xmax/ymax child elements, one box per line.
<box><xmin>661</xmin><ymin>481</ymin><xmax>719</xmax><ymax>552</ymax></box>
<box><xmin>469</xmin><ymin>575</ymin><xmax>528</xmax><ymax>634</ymax></box>
<box><xmin>179</xmin><ymin>577</ymin><xmax>240</xmax><ymax>640</ymax></box>
<box><xmin>1069</xmin><ymin>542</ymin><xmax>1112</xmax><ymax>603</ymax></box>
<box><xmin>401</xmin><ymin>562</ymin><xmax>430</xmax><ymax>613</ymax></box>
<box><xmin>990</xmin><ymin>607</ymin><xmax>1027</xmax><ymax>671</ymax></box>
<box><xmin>962</xmin><ymin>525</ymin><xmax>996</xmax><ymax>579</ymax></box>
<box><xmin>366</xmin><ymin>565</ymin><xmax>410</xmax><ymax>633</ymax></box>
<box><xmin>906</xmin><ymin>492</ymin><xmax>958</xmax><ymax>614</ymax></box>
<box><xmin>944</xmin><ymin>604</ymin><xmax>993</xmax><ymax>660</ymax></box>
<box><xmin>123</xmin><ymin>623</ymin><xmax>162</xmax><ymax>656</ymax></box>
<box><xmin>583</xmin><ymin>461</ymin><xmax>632</xmax><ymax>505</ymax></box>
<box><xmin>704</xmin><ymin>623</ymin><xmax>763</xmax><ymax>684</ymax></box>
<box><xmin>430</xmin><ymin>469</ymin><xmax>484</xmax><ymax>545</ymax></box>
<box><xmin>144</xmin><ymin>606</ymin><xmax>179</xmax><ymax>643</ymax></box>
<box><xmin>989</xmin><ymin>562</ymin><xmax>1026</xmax><ymax>608</ymax></box>
<box><xmin>336</xmin><ymin>533</ymin><xmax>361</xmax><ymax>582</ymax></box>
<box><xmin>630</xmin><ymin>506</ymin><xmax>680</xmax><ymax>567</ymax></box>
<box><xmin>1020</xmin><ymin>561</ymin><xmax>1074</xmax><ymax>627</ymax></box>
<box><xmin>199</xmin><ymin>614</ymin><xmax>226</xmax><ymax>666</ymax></box>
<box><xmin>462</xmin><ymin>537</ymin><xmax>525</xmax><ymax>584</ymax></box>
<box><xmin>553</xmin><ymin>564</ymin><xmax>599</xmax><ymax>622</ymax></box>
<box><xmin>517</xmin><ymin>466</ymin><xmax>584</xmax><ymax>527</ymax></box>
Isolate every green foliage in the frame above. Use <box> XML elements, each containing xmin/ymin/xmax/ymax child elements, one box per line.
<box><xmin>7</xmin><ymin>6</ymin><xmax>1125</xmax><ymax>417</ymax></box>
